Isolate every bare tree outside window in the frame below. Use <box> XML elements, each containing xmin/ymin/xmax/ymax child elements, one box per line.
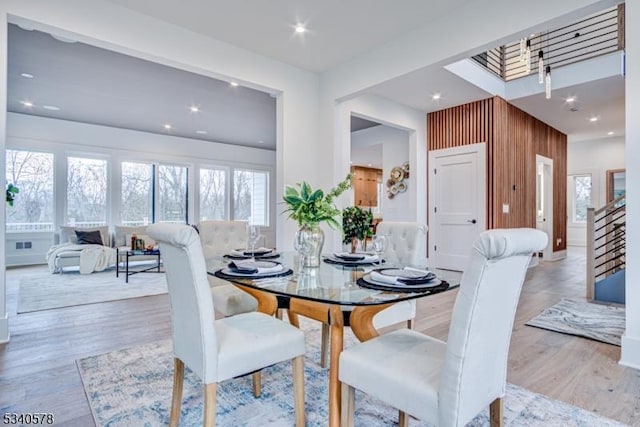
<box><xmin>233</xmin><ymin>169</ymin><xmax>268</xmax><ymax>226</ymax></box>
<box><xmin>199</xmin><ymin>168</ymin><xmax>227</xmax><ymax>221</ymax></box>
<box><xmin>121</xmin><ymin>162</ymin><xmax>153</xmax><ymax>225</ymax></box>
<box><xmin>5</xmin><ymin>150</ymin><xmax>54</xmax><ymax>232</ymax></box>
<box><xmin>67</xmin><ymin>157</ymin><xmax>108</xmax><ymax>226</ymax></box>
<box><xmin>573</xmin><ymin>175</ymin><xmax>592</xmax><ymax>223</ymax></box>
<box><xmin>158</xmin><ymin>164</ymin><xmax>187</xmax><ymax>223</ymax></box>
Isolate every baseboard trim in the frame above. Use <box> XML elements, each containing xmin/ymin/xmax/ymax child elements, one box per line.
<box><xmin>0</xmin><ymin>313</ymin><xmax>9</xmax><ymax>343</ymax></box>
<box><xmin>544</xmin><ymin>249</ymin><xmax>567</xmax><ymax>262</ymax></box>
<box><xmin>620</xmin><ymin>335</ymin><xmax>640</xmax><ymax>370</ymax></box>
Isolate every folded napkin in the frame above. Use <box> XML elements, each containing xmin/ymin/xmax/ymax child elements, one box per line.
<box><xmin>228</xmin><ymin>260</ymin><xmax>283</xmax><ymax>275</ymax></box>
<box><xmin>334</xmin><ymin>252</ymin><xmax>379</xmax><ymax>263</ymax></box>
<box><xmin>230</xmin><ymin>247</ymin><xmax>272</xmax><ymax>257</ymax></box>
<box><xmin>370</xmin><ymin>267</ymin><xmax>434</xmax><ymax>285</ymax></box>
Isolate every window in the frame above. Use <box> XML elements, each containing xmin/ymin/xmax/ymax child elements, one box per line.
<box><xmin>571</xmin><ymin>174</ymin><xmax>592</xmax><ymax>223</ymax></box>
<box><xmin>67</xmin><ymin>157</ymin><xmax>108</xmax><ymax>226</ymax></box>
<box><xmin>233</xmin><ymin>169</ymin><xmax>268</xmax><ymax>226</ymax></box>
<box><xmin>121</xmin><ymin>162</ymin><xmax>153</xmax><ymax>225</ymax></box>
<box><xmin>5</xmin><ymin>150</ymin><xmax>55</xmax><ymax>232</ymax></box>
<box><xmin>158</xmin><ymin>164</ymin><xmax>188</xmax><ymax>223</ymax></box>
<box><xmin>200</xmin><ymin>167</ymin><xmax>227</xmax><ymax>221</ymax></box>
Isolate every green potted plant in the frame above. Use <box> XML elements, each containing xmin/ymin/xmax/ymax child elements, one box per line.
<box><xmin>6</xmin><ymin>183</ymin><xmax>19</xmax><ymax>207</ymax></box>
<box><xmin>342</xmin><ymin>206</ymin><xmax>374</xmax><ymax>253</ymax></box>
<box><xmin>283</xmin><ymin>174</ymin><xmax>352</xmax><ymax>266</ymax></box>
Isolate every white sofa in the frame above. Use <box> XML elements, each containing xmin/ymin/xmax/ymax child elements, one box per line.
<box><xmin>48</xmin><ymin>225</ymin><xmax>158</xmax><ymax>274</ymax></box>
<box><xmin>49</xmin><ymin>226</ymin><xmax>113</xmax><ymax>274</ymax></box>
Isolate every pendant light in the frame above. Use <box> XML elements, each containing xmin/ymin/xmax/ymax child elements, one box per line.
<box><xmin>519</xmin><ymin>38</ymin><xmax>527</xmax><ymax>62</ymax></box>
<box><xmin>524</xmin><ymin>39</ymin><xmax>531</xmax><ymax>73</ymax></box>
<box><xmin>538</xmin><ymin>51</ymin><xmax>544</xmax><ymax>84</ymax></box>
<box><xmin>545</xmin><ymin>66</ymin><xmax>552</xmax><ymax>99</ymax></box>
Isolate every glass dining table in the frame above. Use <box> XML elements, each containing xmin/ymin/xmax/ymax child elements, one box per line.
<box><xmin>206</xmin><ymin>252</ymin><xmax>456</xmax><ymax>427</ymax></box>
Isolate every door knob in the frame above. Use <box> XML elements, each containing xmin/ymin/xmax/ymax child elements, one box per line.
<box><xmin>467</xmin><ymin>219</ymin><xmax>477</xmax><ymax>224</ymax></box>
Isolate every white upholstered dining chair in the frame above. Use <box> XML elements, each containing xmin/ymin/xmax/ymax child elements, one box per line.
<box><xmin>147</xmin><ymin>223</ymin><xmax>306</xmax><ymax>427</ymax></box>
<box><xmin>197</xmin><ymin>220</ymin><xmax>258</xmax><ymax>316</ymax></box>
<box><xmin>339</xmin><ymin>228</ymin><xmax>547</xmax><ymax>427</ymax></box>
<box><xmin>318</xmin><ymin>221</ymin><xmax>427</xmax><ymax>368</ymax></box>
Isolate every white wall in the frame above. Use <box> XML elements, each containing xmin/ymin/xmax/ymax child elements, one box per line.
<box><xmin>567</xmin><ymin>136</ymin><xmax>625</xmax><ymax>246</ymax></box>
<box><xmin>351</xmin><ymin>125</ymin><xmax>412</xmax><ymax>222</ymax></box>
<box><xmin>621</xmin><ymin>0</ymin><xmax>640</xmax><ymax>369</ymax></box>
<box><xmin>5</xmin><ymin>113</ymin><xmax>278</xmax><ymax>266</ymax></box>
<box><xmin>331</xmin><ymin>94</ymin><xmax>426</xmax><ymax>252</ymax></box>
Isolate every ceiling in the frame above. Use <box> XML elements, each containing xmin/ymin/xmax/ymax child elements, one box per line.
<box><xmin>6</xmin><ymin>1</ymin><xmax>625</xmax><ymax>149</ymax></box>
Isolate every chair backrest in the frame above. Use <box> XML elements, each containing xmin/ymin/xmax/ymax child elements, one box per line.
<box><xmin>197</xmin><ymin>220</ymin><xmax>247</xmax><ymax>258</ymax></box>
<box><xmin>375</xmin><ymin>221</ymin><xmax>427</xmax><ymax>267</ymax></box>
<box><xmin>147</xmin><ymin>223</ymin><xmax>219</xmax><ymax>383</ymax></box>
<box><xmin>438</xmin><ymin>228</ymin><xmax>548</xmax><ymax>426</ymax></box>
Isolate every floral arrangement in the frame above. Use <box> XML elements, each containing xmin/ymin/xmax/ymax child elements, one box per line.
<box><xmin>283</xmin><ymin>174</ymin><xmax>352</xmax><ymax>229</ymax></box>
<box><xmin>6</xmin><ymin>183</ymin><xmax>19</xmax><ymax>207</ymax></box>
<box><xmin>342</xmin><ymin>206</ymin><xmax>374</xmax><ymax>246</ymax></box>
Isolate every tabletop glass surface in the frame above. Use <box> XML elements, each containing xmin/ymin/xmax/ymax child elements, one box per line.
<box><xmin>206</xmin><ymin>252</ymin><xmax>456</xmax><ymax>307</ymax></box>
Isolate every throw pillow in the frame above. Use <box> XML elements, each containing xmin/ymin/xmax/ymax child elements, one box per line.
<box><xmin>75</xmin><ymin>230</ymin><xmax>104</xmax><ymax>245</ymax></box>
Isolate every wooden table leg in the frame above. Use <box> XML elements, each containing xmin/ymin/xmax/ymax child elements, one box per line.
<box><xmin>328</xmin><ymin>305</ymin><xmax>344</xmax><ymax>427</ymax></box>
<box><xmin>349</xmin><ymin>302</ymin><xmax>395</xmax><ymax>342</ymax></box>
<box><xmin>233</xmin><ymin>284</ymin><xmax>278</xmax><ymax>315</ymax></box>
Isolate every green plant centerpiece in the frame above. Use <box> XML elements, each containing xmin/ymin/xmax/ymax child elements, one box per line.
<box><xmin>283</xmin><ymin>174</ymin><xmax>352</xmax><ymax>267</ymax></box>
<box><xmin>342</xmin><ymin>206</ymin><xmax>374</xmax><ymax>253</ymax></box>
<box><xmin>6</xmin><ymin>183</ymin><xmax>19</xmax><ymax>207</ymax></box>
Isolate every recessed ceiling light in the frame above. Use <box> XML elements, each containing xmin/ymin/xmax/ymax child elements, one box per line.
<box><xmin>295</xmin><ymin>24</ymin><xmax>306</xmax><ymax>33</ymax></box>
<box><xmin>565</xmin><ymin>97</ymin><xmax>575</xmax><ymax>103</ymax></box>
<box><xmin>432</xmin><ymin>93</ymin><xmax>441</xmax><ymax>100</ymax></box>
<box><xmin>589</xmin><ymin>116</ymin><xmax>598</xmax><ymax>122</ymax></box>
<box><xmin>20</xmin><ymin>73</ymin><xmax>34</xmax><ymax>79</ymax></box>
<box><xmin>190</xmin><ymin>106</ymin><xmax>200</xmax><ymax>113</ymax></box>
<box><xmin>367</xmin><ymin>163</ymin><xmax>372</xmax><ymax>167</ymax></box>
<box><xmin>608</xmin><ymin>131</ymin><xmax>615</xmax><ymax>135</ymax></box>
<box><xmin>230</xmin><ymin>81</ymin><xmax>239</xmax><ymax>87</ymax></box>
<box><xmin>196</xmin><ymin>130</ymin><xmax>208</xmax><ymax>135</ymax></box>
<box><xmin>21</xmin><ymin>100</ymin><xmax>33</xmax><ymax>107</ymax></box>
<box><xmin>258</xmin><ymin>140</ymin><xmax>264</xmax><ymax>144</ymax></box>
<box><xmin>42</xmin><ymin>105</ymin><xmax>61</xmax><ymax>111</ymax></box>
<box><xmin>163</xmin><ymin>124</ymin><xmax>172</xmax><ymax>130</ymax></box>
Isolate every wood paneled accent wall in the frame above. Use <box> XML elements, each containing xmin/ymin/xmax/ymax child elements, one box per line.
<box><xmin>427</xmin><ymin>96</ymin><xmax>567</xmax><ymax>252</ymax></box>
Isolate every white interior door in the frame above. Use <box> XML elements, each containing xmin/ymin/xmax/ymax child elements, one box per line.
<box><xmin>536</xmin><ymin>155</ymin><xmax>554</xmax><ymax>259</ymax></box>
<box><xmin>429</xmin><ymin>143</ymin><xmax>486</xmax><ymax>271</ymax></box>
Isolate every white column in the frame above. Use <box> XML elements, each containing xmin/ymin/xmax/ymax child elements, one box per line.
<box><xmin>0</xmin><ymin>12</ymin><xmax>9</xmax><ymax>343</ymax></box>
<box><xmin>621</xmin><ymin>0</ymin><xmax>640</xmax><ymax>368</ymax></box>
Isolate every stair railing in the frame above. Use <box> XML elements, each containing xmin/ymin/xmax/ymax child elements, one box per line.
<box><xmin>586</xmin><ymin>195</ymin><xmax>625</xmax><ymax>300</ymax></box>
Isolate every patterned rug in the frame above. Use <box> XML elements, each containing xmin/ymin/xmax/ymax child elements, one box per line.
<box><xmin>18</xmin><ymin>268</ymin><xmax>167</xmax><ymax>313</ymax></box>
<box><xmin>525</xmin><ymin>298</ymin><xmax>625</xmax><ymax>346</ymax></box>
<box><xmin>77</xmin><ymin>321</ymin><xmax>626</xmax><ymax>426</ymax></box>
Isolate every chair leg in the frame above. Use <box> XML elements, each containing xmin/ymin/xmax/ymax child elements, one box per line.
<box><xmin>398</xmin><ymin>410</ymin><xmax>409</xmax><ymax>427</ymax></box>
<box><xmin>169</xmin><ymin>358</ymin><xmax>185</xmax><ymax>427</ymax></box>
<box><xmin>203</xmin><ymin>383</ymin><xmax>217</xmax><ymax>427</ymax></box>
<box><xmin>292</xmin><ymin>355</ymin><xmax>305</xmax><ymax>427</ymax></box>
<box><xmin>320</xmin><ymin>323</ymin><xmax>329</xmax><ymax>368</ymax></box>
<box><xmin>340</xmin><ymin>382</ymin><xmax>355</xmax><ymax>427</ymax></box>
<box><xmin>252</xmin><ymin>371</ymin><xmax>262</xmax><ymax>397</ymax></box>
<box><xmin>490</xmin><ymin>397</ymin><xmax>504</xmax><ymax>427</ymax></box>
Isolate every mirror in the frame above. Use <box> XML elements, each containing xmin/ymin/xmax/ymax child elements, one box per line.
<box><xmin>606</xmin><ymin>169</ymin><xmax>625</xmax><ymax>203</ymax></box>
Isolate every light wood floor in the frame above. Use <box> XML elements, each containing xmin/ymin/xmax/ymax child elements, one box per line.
<box><xmin>1</xmin><ymin>247</ymin><xmax>639</xmax><ymax>425</ymax></box>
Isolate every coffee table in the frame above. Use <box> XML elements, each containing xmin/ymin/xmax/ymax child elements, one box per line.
<box><xmin>116</xmin><ymin>247</ymin><xmax>163</xmax><ymax>283</ymax></box>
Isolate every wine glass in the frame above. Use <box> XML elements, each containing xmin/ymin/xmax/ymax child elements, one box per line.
<box><xmin>372</xmin><ymin>234</ymin><xmax>387</xmax><ymax>266</ymax></box>
<box><xmin>247</xmin><ymin>224</ymin><xmax>261</xmax><ymax>261</ymax></box>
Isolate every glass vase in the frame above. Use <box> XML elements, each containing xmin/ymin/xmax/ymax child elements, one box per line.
<box><xmin>297</xmin><ymin>224</ymin><xmax>325</xmax><ymax>267</ymax></box>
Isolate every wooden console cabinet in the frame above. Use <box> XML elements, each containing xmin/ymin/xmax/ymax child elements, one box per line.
<box><xmin>351</xmin><ymin>166</ymin><xmax>381</xmax><ymax>207</ymax></box>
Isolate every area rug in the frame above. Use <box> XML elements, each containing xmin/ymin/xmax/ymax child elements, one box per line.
<box><xmin>525</xmin><ymin>298</ymin><xmax>625</xmax><ymax>346</ymax></box>
<box><xmin>77</xmin><ymin>322</ymin><xmax>626</xmax><ymax>426</ymax></box>
<box><xmin>18</xmin><ymin>269</ymin><xmax>167</xmax><ymax>314</ymax></box>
